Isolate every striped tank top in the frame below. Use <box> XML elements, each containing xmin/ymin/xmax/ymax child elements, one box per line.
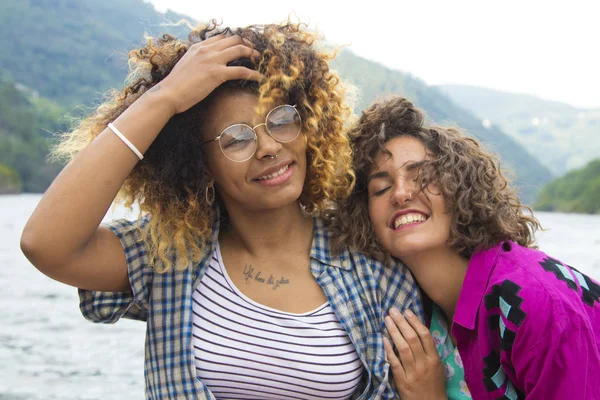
<box><xmin>191</xmin><ymin>243</ymin><xmax>364</xmax><ymax>399</ymax></box>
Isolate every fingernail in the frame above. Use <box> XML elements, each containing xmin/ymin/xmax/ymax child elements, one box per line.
<box><xmin>384</xmin><ymin>316</ymin><xmax>393</xmax><ymax>325</ymax></box>
<box><xmin>405</xmin><ymin>309</ymin><xmax>414</xmax><ymax>318</ymax></box>
<box><xmin>389</xmin><ymin>308</ymin><xmax>400</xmax><ymax>317</ymax></box>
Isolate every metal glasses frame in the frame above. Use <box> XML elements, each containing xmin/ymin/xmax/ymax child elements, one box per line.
<box><xmin>202</xmin><ymin>104</ymin><xmax>301</xmax><ymax>162</ymax></box>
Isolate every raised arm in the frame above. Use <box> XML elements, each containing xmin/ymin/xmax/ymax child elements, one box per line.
<box><xmin>20</xmin><ymin>35</ymin><xmax>261</xmax><ymax>292</ymax></box>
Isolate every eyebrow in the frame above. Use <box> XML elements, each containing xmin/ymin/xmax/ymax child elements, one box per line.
<box><xmin>367</xmin><ymin>171</ymin><xmax>389</xmax><ymax>184</ymax></box>
<box><xmin>405</xmin><ymin>159</ymin><xmax>428</xmax><ymax>170</ymax></box>
<box><xmin>367</xmin><ymin>159</ymin><xmax>428</xmax><ymax>184</ymax></box>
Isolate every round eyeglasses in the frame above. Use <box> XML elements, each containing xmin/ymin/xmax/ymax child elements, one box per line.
<box><xmin>202</xmin><ymin>104</ymin><xmax>302</xmax><ymax>162</ymax></box>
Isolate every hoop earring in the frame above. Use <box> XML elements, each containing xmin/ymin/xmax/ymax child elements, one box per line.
<box><xmin>205</xmin><ymin>183</ymin><xmax>215</xmax><ymax>206</ymax></box>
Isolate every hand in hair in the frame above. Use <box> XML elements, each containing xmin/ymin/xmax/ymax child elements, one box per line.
<box><xmin>20</xmin><ymin>34</ymin><xmax>260</xmax><ymax>293</ymax></box>
<box><xmin>384</xmin><ymin>309</ymin><xmax>448</xmax><ymax>400</ymax></box>
<box><xmin>159</xmin><ymin>34</ymin><xmax>262</xmax><ymax>115</ymax></box>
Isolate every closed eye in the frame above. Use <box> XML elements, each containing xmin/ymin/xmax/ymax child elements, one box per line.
<box><xmin>372</xmin><ymin>186</ymin><xmax>391</xmax><ymax>196</ymax></box>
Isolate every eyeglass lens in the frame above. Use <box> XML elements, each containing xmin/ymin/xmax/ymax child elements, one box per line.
<box><xmin>218</xmin><ymin>105</ymin><xmax>301</xmax><ymax>162</ymax></box>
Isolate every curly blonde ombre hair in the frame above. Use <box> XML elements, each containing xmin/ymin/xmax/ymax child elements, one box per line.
<box><xmin>52</xmin><ymin>21</ymin><xmax>354</xmax><ymax>272</ymax></box>
<box><xmin>330</xmin><ymin>96</ymin><xmax>541</xmax><ymax>263</ymax></box>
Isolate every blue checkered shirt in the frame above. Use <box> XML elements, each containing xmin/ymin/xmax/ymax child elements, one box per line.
<box><xmin>79</xmin><ymin>217</ymin><xmax>422</xmax><ymax>399</ymax></box>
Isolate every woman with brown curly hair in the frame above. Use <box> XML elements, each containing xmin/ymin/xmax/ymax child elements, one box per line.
<box><xmin>332</xmin><ymin>96</ymin><xmax>600</xmax><ymax>399</ymax></box>
<box><xmin>20</xmin><ymin>23</ymin><xmax>422</xmax><ymax>399</ymax></box>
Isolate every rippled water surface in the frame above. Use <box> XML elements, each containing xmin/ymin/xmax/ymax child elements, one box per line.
<box><xmin>1</xmin><ymin>194</ymin><xmax>599</xmax><ymax>399</ymax></box>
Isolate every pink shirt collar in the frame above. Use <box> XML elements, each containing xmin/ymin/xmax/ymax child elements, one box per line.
<box><xmin>453</xmin><ymin>242</ymin><xmax>508</xmax><ymax>330</ymax></box>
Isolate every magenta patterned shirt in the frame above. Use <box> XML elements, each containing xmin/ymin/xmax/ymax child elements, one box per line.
<box><xmin>451</xmin><ymin>241</ymin><xmax>600</xmax><ymax>399</ymax></box>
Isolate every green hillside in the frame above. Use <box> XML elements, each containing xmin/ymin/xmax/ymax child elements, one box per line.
<box><xmin>0</xmin><ymin>162</ymin><xmax>20</xmax><ymax>194</ymax></box>
<box><xmin>535</xmin><ymin>159</ymin><xmax>600</xmax><ymax>214</ymax></box>
<box><xmin>0</xmin><ymin>80</ymin><xmax>66</xmax><ymax>192</ymax></box>
<box><xmin>332</xmin><ymin>54</ymin><xmax>554</xmax><ymax>203</ymax></box>
<box><xmin>0</xmin><ymin>0</ymin><xmax>553</xmax><ymax>203</ymax></box>
<box><xmin>0</xmin><ymin>0</ymin><xmax>194</xmax><ymax>107</ymax></box>
<box><xmin>439</xmin><ymin>84</ymin><xmax>600</xmax><ymax>176</ymax></box>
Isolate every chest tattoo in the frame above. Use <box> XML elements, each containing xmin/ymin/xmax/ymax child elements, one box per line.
<box><xmin>242</xmin><ymin>264</ymin><xmax>291</xmax><ymax>290</ymax></box>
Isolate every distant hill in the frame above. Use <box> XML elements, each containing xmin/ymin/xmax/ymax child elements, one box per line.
<box><xmin>0</xmin><ymin>0</ymin><xmax>553</xmax><ymax>203</ymax></box>
<box><xmin>439</xmin><ymin>84</ymin><xmax>600</xmax><ymax>176</ymax></box>
<box><xmin>0</xmin><ymin>0</ymin><xmax>194</xmax><ymax>107</ymax></box>
<box><xmin>0</xmin><ymin>80</ymin><xmax>65</xmax><ymax>192</ymax></box>
<box><xmin>535</xmin><ymin>158</ymin><xmax>600</xmax><ymax>214</ymax></box>
<box><xmin>0</xmin><ymin>162</ymin><xmax>19</xmax><ymax>194</ymax></box>
<box><xmin>332</xmin><ymin>54</ymin><xmax>553</xmax><ymax>203</ymax></box>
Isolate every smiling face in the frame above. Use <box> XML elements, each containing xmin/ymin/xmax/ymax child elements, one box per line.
<box><xmin>367</xmin><ymin>136</ymin><xmax>452</xmax><ymax>260</ymax></box>
<box><xmin>202</xmin><ymin>88</ymin><xmax>308</xmax><ymax>213</ymax></box>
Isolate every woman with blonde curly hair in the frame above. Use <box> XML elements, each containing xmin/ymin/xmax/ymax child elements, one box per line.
<box><xmin>332</xmin><ymin>96</ymin><xmax>600</xmax><ymax>399</ymax></box>
<box><xmin>20</xmin><ymin>23</ymin><xmax>422</xmax><ymax>399</ymax></box>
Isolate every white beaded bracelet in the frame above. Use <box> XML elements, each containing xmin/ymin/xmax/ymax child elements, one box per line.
<box><xmin>108</xmin><ymin>123</ymin><xmax>144</xmax><ymax>160</ymax></box>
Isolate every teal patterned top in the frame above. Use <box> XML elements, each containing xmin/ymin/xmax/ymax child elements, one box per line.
<box><xmin>430</xmin><ymin>305</ymin><xmax>472</xmax><ymax>399</ymax></box>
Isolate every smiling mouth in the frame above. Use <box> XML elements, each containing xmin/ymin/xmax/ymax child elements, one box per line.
<box><xmin>255</xmin><ymin>164</ymin><xmax>291</xmax><ymax>181</ymax></box>
<box><xmin>393</xmin><ymin>213</ymin><xmax>428</xmax><ymax>229</ymax></box>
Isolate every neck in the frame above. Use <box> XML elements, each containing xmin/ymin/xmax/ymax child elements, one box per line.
<box><xmin>402</xmin><ymin>246</ymin><xmax>469</xmax><ymax>324</ymax></box>
<box><xmin>220</xmin><ymin>201</ymin><xmax>314</xmax><ymax>259</ymax></box>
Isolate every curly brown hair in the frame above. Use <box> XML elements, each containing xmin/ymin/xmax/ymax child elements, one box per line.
<box><xmin>52</xmin><ymin>21</ymin><xmax>355</xmax><ymax>272</ymax></box>
<box><xmin>329</xmin><ymin>96</ymin><xmax>541</xmax><ymax>263</ymax></box>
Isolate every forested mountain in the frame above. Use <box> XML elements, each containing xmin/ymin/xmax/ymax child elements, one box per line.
<box><xmin>0</xmin><ymin>162</ymin><xmax>19</xmax><ymax>194</ymax></box>
<box><xmin>0</xmin><ymin>0</ymin><xmax>553</xmax><ymax>203</ymax></box>
<box><xmin>0</xmin><ymin>81</ymin><xmax>65</xmax><ymax>192</ymax></box>
<box><xmin>439</xmin><ymin>84</ymin><xmax>600</xmax><ymax>176</ymax></box>
<box><xmin>535</xmin><ymin>159</ymin><xmax>600</xmax><ymax>214</ymax></box>
<box><xmin>332</xmin><ymin>53</ymin><xmax>553</xmax><ymax>203</ymax></box>
<box><xmin>0</xmin><ymin>0</ymin><xmax>194</xmax><ymax>106</ymax></box>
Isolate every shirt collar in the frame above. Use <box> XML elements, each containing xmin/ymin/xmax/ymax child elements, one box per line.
<box><xmin>205</xmin><ymin>212</ymin><xmax>352</xmax><ymax>271</ymax></box>
<box><xmin>453</xmin><ymin>242</ymin><xmax>506</xmax><ymax>330</ymax></box>
<box><xmin>309</xmin><ymin>218</ymin><xmax>352</xmax><ymax>271</ymax></box>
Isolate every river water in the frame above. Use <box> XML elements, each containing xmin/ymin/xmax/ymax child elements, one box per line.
<box><xmin>1</xmin><ymin>194</ymin><xmax>599</xmax><ymax>399</ymax></box>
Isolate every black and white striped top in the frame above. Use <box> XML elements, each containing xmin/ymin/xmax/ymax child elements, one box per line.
<box><xmin>191</xmin><ymin>243</ymin><xmax>364</xmax><ymax>400</ymax></box>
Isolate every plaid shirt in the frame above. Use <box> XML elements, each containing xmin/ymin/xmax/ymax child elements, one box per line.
<box><xmin>79</xmin><ymin>217</ymin><xmax>422</xmax><ymax>399</ymax></box>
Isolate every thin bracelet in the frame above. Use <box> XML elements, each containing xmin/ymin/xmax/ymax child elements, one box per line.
<box><xmin>107</xmin><ymin>123</ymin><xmax>144</xmax><ymax>160</ymax></box>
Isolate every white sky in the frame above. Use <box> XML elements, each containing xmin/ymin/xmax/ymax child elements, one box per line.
<box><xmin>148</xmin><ymin>0</ymin><xmax>600</xmax><ymax>109</ymax></box>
